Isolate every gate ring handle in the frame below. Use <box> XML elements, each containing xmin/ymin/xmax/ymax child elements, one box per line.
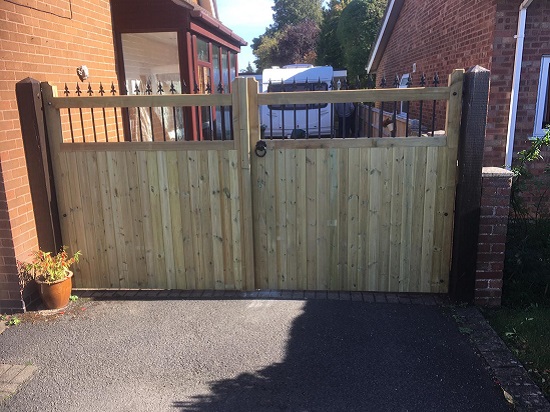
<box><xmin>255</xmin><ymin>140</ymin><xmax>267</xmax><ymax>158</ymax></box>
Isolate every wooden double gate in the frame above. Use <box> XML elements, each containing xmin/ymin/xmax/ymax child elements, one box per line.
<box><xmin>42</xmin><ymin>70</ymin><xmax>463</xmax><ymax>293</ymax></box>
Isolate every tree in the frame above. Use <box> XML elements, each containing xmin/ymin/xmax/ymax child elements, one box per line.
<box><xmin>337</xmin><ymin>0</ymin><xmax>386</xmax><ymax>80</ymax></box>
<box><xmin>316</xmin><ymin>0</ymin><xmax>352</xmax><ymax>68</ymax></box>
<box><xmin>239</xmin><ymin>62</ymin><xmax>255</xmax><ymax>74</ymax></box>
<box><xmin>278</xmin><ymin>20</ymin><xmax>320</xmax><ymax>65</ymax></box>
<box><xmin>252</xmin><ymin>0</ymin><xmax>323</xmax><ymax>70</ymax></box>
<box><xmin>272</xmin><ymin>0</ymin><xmax>323</xmax><ymax>30</ymax></box>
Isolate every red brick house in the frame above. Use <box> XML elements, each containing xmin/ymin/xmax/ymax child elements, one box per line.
<box><xmin>366</xmin><ymin>0</ymin><xmax>550</xmax><ymax>173</ymax></box>
<box><xmin>0</xmin><ymin>0</ymin><xmax>245</xmax><ymax>313</ymax></box>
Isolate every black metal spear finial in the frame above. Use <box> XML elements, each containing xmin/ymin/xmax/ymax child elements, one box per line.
<box><xmin>205</xmin><ymin>83</ymin><xmax>212</xmax><ymax>94</ymax></box>
<box><xmin>87</xmin><ymin>83</ymin><xmax>93</xmax><ymax>96</ymax></box>
<box><xmin>134</xmin><ymin>82</ymin><xmax>141</xmax><ymax>95</ymax></box>
<box><xmin>380</xmin><ymin>75</ymin><xmax>387</xmax><ymax>88</ymax></box>
<box><xmin>355</xmin><ymin>75</ymin><xmax>361</xmax><ymax>90</ymax></box>
<box><xmin>63</xmin><ymin>84</ymin><xmax>70</xmax><ymax>96</ymax></box>
<box><xmin>393</xmin><ymin>74</ymin><xmax>400</xmax><ymax>88</ymax></box>
<box><xmin>76</xmin><ymin>83</ymin><xmax>82</xmax><ymax>96</ymax></box>
<box><xmin>110</xmin><ymin>82</ymin><xmax>117</xmax><ymax>96</ymax></box>
<box><xmin>193</xmin><ymin>81</ymin><xmax>200</xmax><ymax>94</ymax></box>
<box><xmin>145</xmin><ymin>82</ymin><xmax>152</xmax><ymax>95</ymax></box>
<box><xmin>420</xmin><ymin>73</ymin><xmax>426</xmax><ymax>87</ymax></box>
<box><xmin>169</xmin><ymin>81</ymin><xmax>177</xmax><ymax>94</ymax></box>
<box><xmin>406</xmin><ymin>74</ymin><xmax>413</xmax><ymax>88</ymax></box>
<box><xmin>98</xmin><ymin>83</ymin><xmax>105</xmax><ymax>96</ymax></box>
<box><xmin>217</xmin><ymin>82</ymin><xmax>224</xmax><ymax>94</ymax></box>
<box><xmin>366</xmin><ymin>74</ymin><xmax>375</xmax><ymax>89</ymax></box>
<box><xmin>157</xmin><ymin>82</ymin><xmax>164</xmax><ymax>95</ymax></box>
<box><xmin>433</xmin><ymin>72</ymin><xmax>440</xmax><ymax>87</ymax></box>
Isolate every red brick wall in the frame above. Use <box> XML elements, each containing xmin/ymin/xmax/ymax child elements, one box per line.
<box><xmin>375</xmin><ymin>0</ymin><xmax>497</xmax><ymax>132</ymax></box>
<box><xmin>475</xmin><ymin>168</ymin><xmax>514</xmax><ymax>307</ymax></box>
<box><xmin>0</xmin><ymin>0</ymin><xmax>118</xmax><ymax>313</ymax></box>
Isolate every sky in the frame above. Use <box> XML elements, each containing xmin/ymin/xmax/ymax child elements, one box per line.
<box><xmin>216</xmin><ymin>0</ymin><xmax>329</xmax><ymax>72</ymax></box>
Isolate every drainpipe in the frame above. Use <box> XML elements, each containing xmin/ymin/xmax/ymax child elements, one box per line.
<box><xmin>505</xmin><ymin>0</ymin><xmax>534</xmax><ymax>169</ymax></box>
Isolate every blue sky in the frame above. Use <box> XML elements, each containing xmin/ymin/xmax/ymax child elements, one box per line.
<box><xmin>216</xmin><ymin>0</ymin><xmax>329</xmax><ymax>72</ymax></box>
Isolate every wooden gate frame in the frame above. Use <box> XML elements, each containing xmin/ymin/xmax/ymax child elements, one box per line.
<box><xmin>25</xmin><ymin>68</ymin><xmax>491</xmax><ymax>297</ymax></box>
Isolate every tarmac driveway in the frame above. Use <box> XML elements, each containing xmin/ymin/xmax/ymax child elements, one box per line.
<box><xmin>0</xmin><ymin>297</ymin><xmax>510</xmax><ymax>411</ymax></box>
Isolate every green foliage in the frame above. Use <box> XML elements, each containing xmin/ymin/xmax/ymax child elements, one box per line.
<box><xmin>272</xmin><ymin>0</ymin><xmax>323</xmax><ymax>30</ymax></box>
<box><xmin>487</xmin><ymin>305</ymin><xmax>550</xmax><ymax>398</ymax></box>
<box><xmin>337</xmin><ymin>0</ymin><xmax>386</xmax><ymax>80</ymax></box>
<box><xmin>510</xmin><ymin>130</ymin><xmax>550</xmax><ymax>219</ymax></box>
<box><xmin>316</xmin><ymin>0</ymin><xmax>352</xmax><ymax>67</ymax></box>
<box><xmin>504</xmin><ymin>128</ymin><xmax>550</xmax><ymax>308</ymax></box>
<box><xmin>252</xmin><ymin>0</ymin><xmax>324</xmax><ymax>70</ymax></box>
<box><xmin>7</xmin><ymin>316</ymin><xmax>21</xmax><ymax>326</ymax></box>
<box><xmin>18</xmin><ymin>246</ymin><xmax>81</xmax><ymax>285</ymax></box>
<box><xmin>69</xmin><ymin>295</ymin><xmax>79</xmax><ymax>302</ymax></box>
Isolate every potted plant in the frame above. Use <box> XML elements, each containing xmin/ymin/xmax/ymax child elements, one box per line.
<box><xmin>19</xmin><ymin>246</ymin><xmax>81</xmax><ymax>310</ymax></box>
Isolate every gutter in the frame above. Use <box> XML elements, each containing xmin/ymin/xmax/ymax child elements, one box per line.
<box><xmin>505</xmin><ymin>0</ymin><xmax>534</xmax><ymax>169</ymax></box>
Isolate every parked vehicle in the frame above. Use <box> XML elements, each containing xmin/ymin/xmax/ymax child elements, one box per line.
<box><xmin>260</xmin><ymin>65</ymin><xmax>335</xmax><ymax>138</ymax></box>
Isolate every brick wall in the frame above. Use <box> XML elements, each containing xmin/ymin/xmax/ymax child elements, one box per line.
<box><xmin>0</xmin><ymin>0</ymin><xmax>118</xmax><ymax>313</ymax></box>
<box><xmin>375</xmin><ymin>0</ymin><xmax>497</xmax><ymax>133</ymax></box>
<box><xmin>475</xmin><ymin>168</ymin><xmax>514</xmax><ymax>307</ymax></box>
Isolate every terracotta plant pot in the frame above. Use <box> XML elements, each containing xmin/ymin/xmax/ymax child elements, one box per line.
<box><xmin>36</xmin><ymin>271</ymin><xmax>73</xmax><ymax>310</ymax></box>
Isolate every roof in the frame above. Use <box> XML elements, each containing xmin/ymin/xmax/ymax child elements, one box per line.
<box><xmin>172</xmin><ymin>0</ymin><xmax>247</xmax><ymax>47</ymax></box>
<box><xmin>365</xmin><ymin>0</ymin><xmax>405</xmax><ymax>74</ymax></box>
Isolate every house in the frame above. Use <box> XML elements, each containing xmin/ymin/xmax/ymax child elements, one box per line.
<box><xmin>366</xmin><ymin>0</ymin><xmax>550</xmax><ymax>175</ymax></box>
<box><xmin>0</xmin><ymin>0</ymin><xmax>245</xmax><ymax>313</ymax></box>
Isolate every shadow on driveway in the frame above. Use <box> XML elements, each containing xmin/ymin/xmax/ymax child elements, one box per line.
<box><xmin>173</xmin><ymin>300</ymin><xmax>510</xmax><ymax>411</ymax></box>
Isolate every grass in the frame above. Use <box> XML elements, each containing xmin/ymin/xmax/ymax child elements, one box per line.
<box><xmin>486</xmin><ymin>305</ymin><xmax>550</xmax><ymax>399</ymax></box>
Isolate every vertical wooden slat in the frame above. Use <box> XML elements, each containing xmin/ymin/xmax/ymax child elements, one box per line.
<box><xmin>252</xmin><ymin>149</ymin><xmax>268</xmax><ymax>289</ymax></box>
<box><xmin>327</xmin><ymin>148</ymin><xmax>339</xmax><ymax>290</ymax></box>
<box><xmin>126</xmin><ymin>151</ymin><xmax>147</xmax><ymax>288</ymax></box>
<box><xmin>367</xmin><ymin>149</ymin><xmax>381</xmax><ymax>291</ymax></box>
<box><xmin>198</xmin><ymin>151</ymin><xmax>214</xmax><ymax>288</ymax></box>
<box><xmin>410</xmin><ymin>147</ymin><xmax>428</xmax><ymax>291</ymax></box>
<box><xmin>305</xmin><ymin>149</ymin><xmax>318</xmax><ymax>289</ymax></box>
<box><xmin>275</xmin><ymin>148</ymin><xmax>288</xmax><ymax>289</ymax></box>
<box><xmin>388</xmin><ymin>147</ymin><xmax>404</xmax><ymax>291</ymax></box>
<box><xmin>178</xmin><ymin>151</ymin><xmax>197</xmax><ymax>290</ymax></box>
<box><xmin>83</xmin><ymin>151</ymin><xmax>110</xmax><ymax>287</ymax></box>
<box><xmin>338</xmin><ymin>149</ymin><xmax>349</xmax><ymax>289</ymax></box>
<box><xmin>378</xmin><ymin>148</ymin><xmax>392</xmax><ymax>291</ymax></box>
<box><xmin>399</xmin><ymin>148</ymin><xmax>415</xmax><ymax>292</ymax></box>
<box><xmin>265</xmin><ymin>148</ymin><xmax>277</xmax><ymax>289</ymax></box>
<box><xmin>208</xmin><ymin>150</ymin><xmax>225</xmax><ymax>289</ymax></box>
<box><xmin>421</xmin><ymin>147</ymin><xmax>438</xmax><ymax>291</ymax></box>
<box><xmin>220</xmin><ymin>150</ymin><xmax>235</xmax><ymax>289</ymax></box>
<box><xmin>146</xmin><ymin>151</ymin><xmax>167</xmax><ymax>288</ymax></box>
<box><xmin>316</xmin><ymin>149</ymin><xmax>329</xmax><ymax>289</ymax></box>
<box><xmin>156</xmin><ymin>151</ymin><xmax>176</xmax><ymax>289</ymax></box>
<box><xmin>228</xmin><ymin>150</ymin><xmax>243</xmax><ymax>289</ymax></box>
<box><xmin>357</xmin><ymin>148</ymin><xmax>370</xmax><ymax>290</ymax></box>
<box><xmin>295</xmin><ymin>149</ymin><xmax>307</xmax><ymax>290</ymax></box>
<box><xmin>166</xmin><ymin>151</ymin><xmax>186</xmax><ymax>289</ymax></box>
<box><xmin>347</xmin><ymin>149</ymin><xmax>361</xmax><ymax>290</ymax></box>
<box><xmin>137</xmin><ymin>151</ymin><xmax>155</xmax><ymax>287</ymax></box>
<box><xmin>285</xmin><ymin>148</ymin><xmax>298</xmax><ymax>289</ymax></box>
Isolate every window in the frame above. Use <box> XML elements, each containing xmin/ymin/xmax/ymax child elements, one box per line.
<box><xmin>267</xmin><ymin>82</ymin><xmax>328</xmax><ymax>110</ymax></box>
<box><xmin>534</xmin><ymin>56</ymin><xmax>550</xmax><ymax>137</ymax></box>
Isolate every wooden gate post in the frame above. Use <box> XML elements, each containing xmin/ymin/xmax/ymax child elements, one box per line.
<box><xmin>449</xmin><ymin>66</ymin><xmax>490</xmax><ymax>302</ymax></box>
<box><xmin>232</xmin><ymin>77</ymin><xmax>257</xmax><ymax>290</ymax></box>
<box><xmin>15</xmin><ymin>78</ymin><xmax>62</xmax><ymax>252</ymax></box>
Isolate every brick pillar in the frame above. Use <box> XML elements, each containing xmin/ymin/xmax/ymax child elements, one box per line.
<box><xmin>475</xmin><ymin>167</ymin><xmax>514</xmax><ymax>307</ymax></box>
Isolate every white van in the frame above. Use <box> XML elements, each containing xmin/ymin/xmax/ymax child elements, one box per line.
<box><xmin>260</xmin><ymin>65</ymin><xmax>334</xmax><ymax>138</ymax></box>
